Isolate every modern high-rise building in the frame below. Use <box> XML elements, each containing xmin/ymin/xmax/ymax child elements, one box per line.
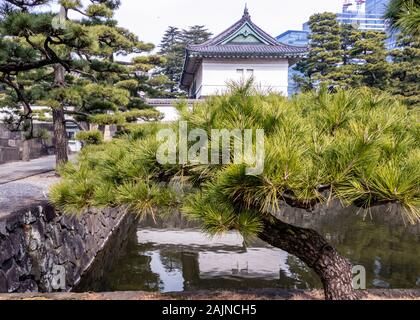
<box><xmin>276</xmin><ymin>31</ymin><xmax>309</xmax><ymax>96</ymax></box>
<box><xmin>365</xmin><ymin>0</ymin><xmax>389</xmax><ymax>15</ymax></box>
<box><xmin>277</xmin><ymin>0</ymin><xmax>393</xmax><ymax>95</ymax></box>
<box><xmin>275</xmin><ymin>30</ymin><xmax>310</xmax><ymax>47</ymax></box>
<box><xmin>301</xmin><ymin>0</ymin><xmax>390</xmax><ymax>33</ymax></box>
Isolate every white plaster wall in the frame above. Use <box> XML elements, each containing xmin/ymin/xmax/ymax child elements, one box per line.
<box><xmin>189</xmin><ymin>63</ymin><xmax>203</xmax><ymax>98</ymax></box>
<box><xmin>194</xmin><ymin>58</ymin><xmax>289</xmax><ymax>98</ymax></box>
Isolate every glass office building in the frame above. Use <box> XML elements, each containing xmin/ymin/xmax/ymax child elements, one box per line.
<box><xmin>278</xmin><ymin>0</ymin><xmax>393</xmax><ymax>95</ymax></box>
<box><xmin>337</xmin><ymin>11</ymin><xmax>386</xmax><ymax>31</ymax></box>
<box><xmin>365</xmin><ymin>0</ymin><xmax>389</xmax><ymax>15</ymax></box>
<box><xmin>276</xmin><ymin>30</ymin><xmax>310</xmax><ymax>47</ymax></box>
<box><xmin>276</xmin><ymin>31</ymin><xmax>310</xmax><ymax>96</ymax></box>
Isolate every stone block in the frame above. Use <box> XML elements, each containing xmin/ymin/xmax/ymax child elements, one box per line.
<box><xmin>0</xmin><ymin>147</ymin><xmax>20</xmax><ymax>164</ymax></box>
<box><xmin>47</xmin><ymin>224</ymin><xmax>64</xmax><ymax>249</ymax></box>
<box><xmin>72</xmin><ymin>235</ymin><xmax>85</xmax><ymax>261</ymax></box>
<box><xmin>60</xmin><ymin>215</ymin><xmax>76</xmax><ymax>231</ymax></box>
<box><xmin>5</xmin><ymin>260</ymin><xmax>20</xmax><ymax>292</ymax></box>
<box><xmin>5</xmin><ymin>213</ymin><xmax>23</xmax><ymax>232</ymax></box>
<box><xmin>7</xmin><ymin>139</ymin><xmax>17</xmax><ymax>147</ymax></box>
<box><xmin>0</xmin><ymin>239</ymin><xmax>14</xmax><ymax>264</ymax></box>
<box><xmin>42</xmin><ymin>204</ymin><xmax>57</xmax><ymax>222</ymax></box>
<box><xmin>0</xmin><ymin>221</ymin><xmax>8</xmax><ymax>237</ymax></box>
<box><xmin>0</xmin><ymin>270</ymin><xmax>7</xmax><ymax>293</ymax></box>
<box><xmin>9</xmin><ymin>231</ymin><xmax>25</xmax><ymax>262</ymax></box>
<box><xmin>0</xmin><ymin>203</ymin><xmax>130</xmax><ymax>294</ymax></box>
<box><xmin>17</xmin><ymin>279</ymin><xmax>38</xmax><ymax>293</ymax></box>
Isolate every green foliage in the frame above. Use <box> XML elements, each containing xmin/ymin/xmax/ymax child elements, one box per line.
<box><xmin>157</xmin><ymin>25</ymin><xmax>212</xmax><ymax>94</ymax></box>
<box><xmin>389</xmin><ymin>34</ymin><xmax>420</xmax><ymax>106</ymax></box>
<box><xmin>51</xmin><ymin>84</ymin><xmax>420</xmax><ymax>234</ymax></box>
<box><xmin>295</xmin><ymin>13</ymin><xmax>391</xmax><ymax>91</ymax></box>
<box><xmin>88</xmin><ymin>109</ymin><xmax>164</xmax><ymax>126</ymax></box>
<box><xmin>122</xmin><ymin>109</ymin><xmax>164</xmax><ymax>122</ymax></box>
<box><xmin>115</xmin><ymin>180</ymin><xmax>178</xmax><ymax>220</ymax></box>
<box><xmin>350</xmin><ymin>31</ymin><xmax>391</xmax><ymax>89</ymax></box>
<box><xmin>295</xmin><ymin>12</ymin><xmax>343</xmax><ymax>90</ymax></box>
<box><xmin>385</xmin><ymin>0</ymin><xmax>420</xmax><ymax>36</ymax></box>
<box><xmin>76</xmin><ymin>130</ymin><xmax>103</xmax><ymax>145</ymax></box>
<box><xmin>89</xmin><ymin>113</ymin><xmax>125</xmax><ymax>125</ymax></box>
<box><xmin>0</xmin><ymin>0</ymin><xmax>168</xmax><ymax>151</ymax></box>
<box><xmin>182</xmin><ymin>187</ymin><xmax>263</xmax><ymax>239</ymax></box>
<box><xmin>115</xmin><ymin>79</ymin><xmax>138</xmax><ymax>91</ymax></box>
<box><xmin>86</xmin><ymin>3</ymin><xmax>113</xmax><ymax>18</ymax></box>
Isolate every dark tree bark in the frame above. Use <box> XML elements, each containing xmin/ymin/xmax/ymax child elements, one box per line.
<box><xmin>52</xmin><ymin>106</ymin><xmax>68</xmax><ymax>167</ymax></box>
<box><xmin>52</xmin><ymin>64</ymin><xmax>68</xmax><ymax>167</ymax></box>
<box><xmin>21</xmin><ymin>139</ymin><xmax>30</xmax><ymax>161</ymax></box>
<box><xmin>259</xmin><ymin>215</ymin><xmax>359</xmax><ymax>300</ymax></box>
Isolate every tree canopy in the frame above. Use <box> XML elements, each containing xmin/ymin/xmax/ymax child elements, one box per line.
<box><xmin>294</xmin><ymin>11</ymin><xmax>419</xmax><ymax>107</ymax></box>
<box><xmin>50</xmin><ymin>84</ymin><xmax>419</xmax><ymax>299</ymax></box>
<box><xmin>385</xmin><ymin>0</ymin><xmax>420</xmax><ymax>106</ymax></box>
<box><xmin>0</xmin><ymin>0</ymin><xmax>167</xmax><ymax>164</ymax></box>
<box><xmin>50</xmin><ymin>85</ymin><xmax>420</xmax><ymax>223</ymax></box>
<box><xmin>295</xmin><ymin>12</ymin><xmax>391</xmax><ymax>92</ymax></box>
<box><xmin>157</xmin><ymin>25</ymin><xmax>212</xmax><ymax>94</ymax></box>
<box><xmin>385</xmin><ymin>0</ymin><xmax>420</xmax><ymax>36</ymax></box>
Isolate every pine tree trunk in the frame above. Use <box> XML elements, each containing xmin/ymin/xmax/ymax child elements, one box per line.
<box><xmin>21</xmin><ymin>139</ymin><xmax>30</xmax><ymax>162</ymax></box>
<box><xmin>53</xmin><ymin>64</ymin><xmax>68</xmax><ymax>167</ymax></box>
<box><xmin>52</xmin><ymin>106</ymin><xmax>68</xmax><ymax>167</ymax></box>
<box><xmin>259</xmin><ymin>215</ymin><xmax>359</xmax><ymax>300</ymax></box>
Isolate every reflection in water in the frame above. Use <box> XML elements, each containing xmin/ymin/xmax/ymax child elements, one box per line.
<box><xmin>88</xmin><ymin>204</ymin><xmax>420</xmax><ymax>292</ymax></box>
<box><xmin>148</xmin><ymin>251</ymin><xmax>184</xmax><ymax>292</ymax></box>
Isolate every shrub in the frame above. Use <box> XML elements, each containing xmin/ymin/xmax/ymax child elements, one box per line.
<box><xmin>89</xmin><ymin>113</ymin><xmax>126</xmax><ymax>126</ymax></box>
<box><xmin>76</xmin><ymin>130</ymin><xmax>103</xmax><ymax>145</ymax></box>
<box><xmin>52</xmin><ymin>85</ymin><xmax>419</xmax><ymax>224</ymax></box>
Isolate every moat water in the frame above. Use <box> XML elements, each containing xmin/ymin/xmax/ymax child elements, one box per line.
<box><xmin>81</xmin><ymin>205</ymin><xmax>420</xmax><ymax>292</ymax></box>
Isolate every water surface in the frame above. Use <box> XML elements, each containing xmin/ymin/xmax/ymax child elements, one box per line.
<box><xmin>87</xmin><ymin>205</ymin><xmax>420</xmax><ymax>292</ymax></box>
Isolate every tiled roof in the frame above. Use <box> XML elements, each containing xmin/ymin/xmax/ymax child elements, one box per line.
<box><xmin>188</xmin><ymin>44</ymin><xmax>307</xmax><ymax>56</ymax></box>
<box><xmin>180</xmin><ymin>7</ymin><xmax>308</xmax><ymax>89</ymax></box>
<box><xmin>186</xmin><ymin>7</ymin><xmax>307</xmax><ymax>57</ymax></box>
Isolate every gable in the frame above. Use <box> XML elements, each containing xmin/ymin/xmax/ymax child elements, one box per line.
<box><xmin>222</xmin><ymin>23</ymin><xmax>269</xmax><ymax>45</ymax></box>
<box><xmin>228</xmin><ymin>33</ymin><xmax>263</xmax><ymax>44</ymax></box>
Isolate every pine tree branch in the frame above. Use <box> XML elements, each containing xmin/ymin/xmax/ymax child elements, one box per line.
<box><xmin>0</xmin><ymin>59</ymin><xmax>56</xmax><ymax>73</ymax></box>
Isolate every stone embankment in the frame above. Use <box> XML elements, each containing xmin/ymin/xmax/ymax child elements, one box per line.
<box><xmin>0</xmin><ymin>202</ymin><xmax>134</xmax><ymax>293</ymax></box>
<box><xmin>0</xmin><ymin>172</ymin><xmax>135</xmax><ymax>293</ymax></box>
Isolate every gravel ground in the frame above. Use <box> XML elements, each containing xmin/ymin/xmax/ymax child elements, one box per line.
<box><xmin>0</xmin><ymin>172</ymin><xmax>59</xmax><ymax>217</ymax></box>
<box><xmin>0</xmin><ymin>154</ymin><xmax>77</xmax><ymax>217</ymax></box>
<box><xmin>0</xmin><ymin>289</ymin><xmax>419</xmax><ymax>300</ymax></box>
<box><xmin>0</xmin><ymin>155</ymin><xmax>57</xmax><ymax>184</ymax></box>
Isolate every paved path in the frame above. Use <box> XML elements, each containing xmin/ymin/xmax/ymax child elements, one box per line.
<box><xmin>0</xmin><ymin>155</ymin><xmax>76</xmax><ymax>217</ymax></box>
<box><xmin>0</xmin><ymin>172</ymin><xmax>59</xmax><ymax>217</ymax></box>
<box><xmin>0</xmin><ymin>155</ymin><xmax>58</xmax><ymax>185</ymax></box>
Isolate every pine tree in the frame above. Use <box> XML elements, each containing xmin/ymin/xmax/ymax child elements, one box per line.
<box><xmin>181</xmin><ymin>25</ymin><xmax>212</xmax><ymax>45</ymax></box>
<box><xmin>335</xmin><ymin>24</ymin><xmax>362</xmax><ymax>88</ymax></box>
<box><xmin>350</xmin><ymin>30</ymin><xmax>391</xmax><ymax>90</ymax></box>
<box><xmin>159</xmin><ymin>26</ymin><xmax>181</xmax><ymax>55</ymax></box>
<box><xmin>389</xmin><ymin>34</ymin><xmax>420</xmax><ymax>106</ymax></box>
<box><xmin>295</xmin><ymin>13</ymin><xmax>391</xmax><ymax>91</ymax></box>
<box><xmin>0</xmin><ymin>0</ymin><xmax>167</xmax><ymax>166</ymax></box>
<box><xmin>157</xmin><ymin>25</ymin><xmax>212</xmax><ymax>94</ymax></box>
<box><xmin>385</xmin><ymin>0</ymin><xmax>420</xmax><ymax>36</ymax></box>
<box><xmin>51</xmin><ymin>84</ymin><xmax>420</xmax><ymax>299</ymax></box>
<box><xmin>294</xmin><ymin>13</ymin><xmax>343</xmax><ymax>90</ymax></box>
<box><xmin>385</xmin><ymin>0</ymin><xmax>420</xmax><ymax>106</ymax></box>
<box><xmin>158</xmin><ymin>26</ymin><xmax>184</xmax><ymax>93</ymax></box>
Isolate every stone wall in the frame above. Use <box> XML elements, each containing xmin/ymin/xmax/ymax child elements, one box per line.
<box><xmin>0</xmin><ymin>123</ymin><xmax>54</xmax><ymax>164</ymax></box>
<box><xmin>0</xmin><ymin>201</ymin><xmax>135</xmax><ymax>293</ymax></box>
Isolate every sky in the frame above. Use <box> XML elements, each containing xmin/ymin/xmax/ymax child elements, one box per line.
<box><xmin>114</xmin><ymin>0</ymin><xmax>343</xmax><ymax>47</ymax></box>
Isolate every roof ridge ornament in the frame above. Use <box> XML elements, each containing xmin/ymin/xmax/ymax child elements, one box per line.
<box><xmin>243</xmin><ymin>4</ymin><xmax>250</xmax><ymax>19</ymax></box>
